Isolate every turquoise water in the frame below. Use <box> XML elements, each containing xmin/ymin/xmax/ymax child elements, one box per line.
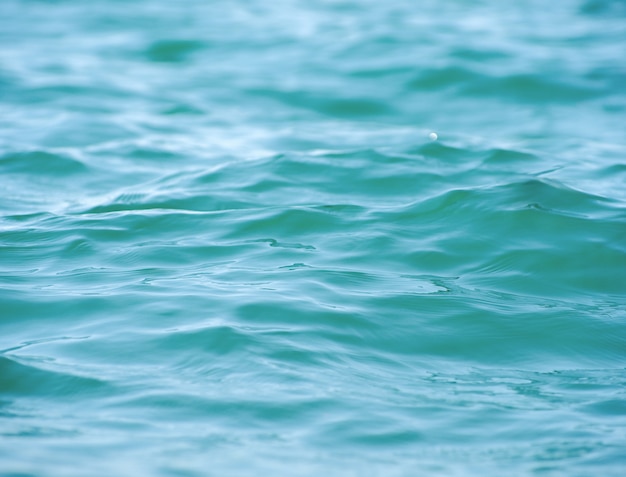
<box><xmin>1</xmin><ymin>0</ymin><xmax>626</xmax><ymax>475</ymax></box>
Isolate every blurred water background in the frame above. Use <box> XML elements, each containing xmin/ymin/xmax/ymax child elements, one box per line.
<box><xmin>1</xmin><ymin>0</ymin><xmax>626</xmax><ymax>475</ymax></box>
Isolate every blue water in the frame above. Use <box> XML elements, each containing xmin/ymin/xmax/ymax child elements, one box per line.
<box><xmin>1</xmin><ymin>1</ymin><xmax>626</xmax><ymax>475</ymax></box>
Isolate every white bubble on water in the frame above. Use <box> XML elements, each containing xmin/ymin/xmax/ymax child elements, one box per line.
<box><xmin>428</xmin><ymin>132</ymin><xmax>438</xmax><ymax>141</ymax></box>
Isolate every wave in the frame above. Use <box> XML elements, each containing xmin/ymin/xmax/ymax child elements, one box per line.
<box><xmin>1</xmin><ymin>0</ymin><xmax>625</xmax><ymax>472</ymax></box>
<box><xmin>0</xmin><ymin>355</ymin><xmax>106</xmax><ymax>398</ymax></box>
<box><xmin>1</xmin><ymin>150</ymin><xmax>87</xmax><ymax>175</ymax></box>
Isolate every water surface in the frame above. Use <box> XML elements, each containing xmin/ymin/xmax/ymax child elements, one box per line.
<box><xmin>1</xmin><ymin>1</ymin><xmax>626</xmax><ymax>475</ymax></box>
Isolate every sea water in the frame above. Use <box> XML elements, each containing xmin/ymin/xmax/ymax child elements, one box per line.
<box><xmin>1</xmin><ymin>1</ymin><xmax>625</xmax><ymax>475</ymax></box>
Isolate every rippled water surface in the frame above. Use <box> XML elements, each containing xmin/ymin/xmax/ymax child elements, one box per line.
<box><xmin>1</xmin><ymin>0</ymin><xmax>626</xmax><ymax>475</ymax></box>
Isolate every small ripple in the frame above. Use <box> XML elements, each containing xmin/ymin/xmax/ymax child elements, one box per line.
<box><xmin>0</xmin><ymin>150</ymin><xmax>87</xmax><ymax>175</ymax></box>
<box><xmin>0</xmin><ymin>355</ymin><xmax>107</xmax><ymax>397</ymax></box>
<box><xmin>246</xmin><ymin>88</ymin><xmax>393</xmax><ymax>118</ymax></box>
<box><xmin>406</xmin><ymin>66</ymin><xmax>484</xmax><ymax>91</ymax></box>
<box><xmin>143</xmin><ymin>39</ymin><xmax>207</xmax><ymax>63</ymax></box>
<box><xmin>471</xmin><ymin>74</ymin><xmax>601</xmax><ymax>102</ymax></box>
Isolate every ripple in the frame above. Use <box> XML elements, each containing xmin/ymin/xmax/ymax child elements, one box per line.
<box><xmin>0</xmin><ymin>355</ymin><xmax>107</xmax><ymax>397</ymax></box>
<box><xmin>0</xmin><ymin>150</ymin><xmax>87</xmax><ymax>175</ymax></box>
<box><xmin>144</xmin><ymin>39</ymin><xmax>207</xmax><ymax>63</ymax></box>
<box><xmin>462</xmin><ymin>74</ymin><xmax>601</xmax><ymax>103</ymax></box>
<box><xmin>1</xmin><ymin>0</ymin><xmax>625</xmax><ymax>475</ymax></box>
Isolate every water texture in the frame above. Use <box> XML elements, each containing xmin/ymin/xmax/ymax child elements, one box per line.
<box><xmin>1</xmin><ymin>0</ymin><xmax>626</xmax><ymax>475</ymax></box>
